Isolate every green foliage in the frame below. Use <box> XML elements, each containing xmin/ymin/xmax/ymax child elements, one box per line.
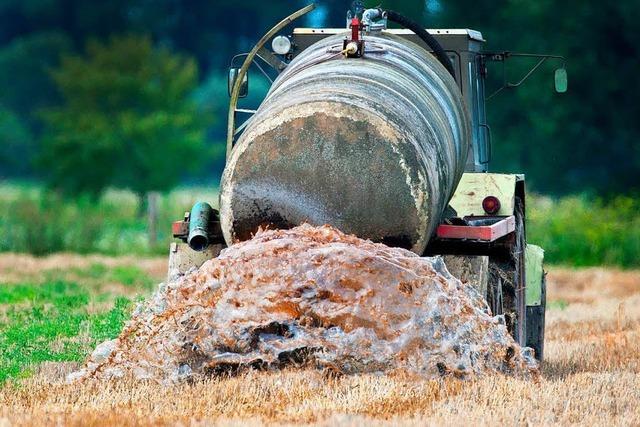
<box><xmin>0</xmin><ymin>280</ymin><xmax>86</xmax><ymax>305</ymax></box>
<box><xmin>110</xmin><ymin>266</ymin><xmax>154</xmax><ymax>288</ymax></box>
<box><xmin>0</xmin><ymin>258</ymin><xmax>154</xmax><ymax>382</ymax></box>
<box><xmin>39</xmin><ymin>35</ymin><xmax>208</xmax><ymax>198</ymax></box>
<box><xmin>1</xmin><ymin>182</ymin><xmax>639</xmax><ymax>268</ymax></box>
<box><xmin>0</xmin><ymin>278</ymin><xmax>137</xmax><ymax>383</ymax></box>
<box><xmin>432</xmin><ymin>0</ymin><xmax>640</xmax><ymax>195</ymax></box>
<box><xmin>0</xmin><ymin>108</ymin><xmax>34</xmax><ymax>177</ymax></box>
<box><xmin>547</xmin><ymin>299</ymin><xmax>568</xmax><ymax>311</ymax></box>
<box><xmin>66</xmin><ymin>263</ymin><xmax>154</xmax><ymax>290</ymax></box>
<box><xmin>0</xmin><ymin>31</ymin><xmax>71</xmax><ymax>119</ymax></box>
<box><xmin>0</xmin><ymin>182</ymin><xmax>218</xmax><ymax>255</ymax></box>
<box><xmin>527</xmin><ymin>195</ymin><xmax>640</xmax><ymax>268</ymax></box>
<box><xmin>0</xmin><ymin>0</ymin><xmax>638</xmax><ymax>197</ymax></box>
<box><xmin>89</xmin><ymin>297</ymin><xmax>134</xmax><ymax>342</ymax></box>
<box><xmin>0</xmin><ymin>32</ymin><xmax>70</xmax><ymax>178</ymax></box>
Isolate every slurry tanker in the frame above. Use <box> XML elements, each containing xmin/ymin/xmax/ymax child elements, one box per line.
<box><xmin>169</xmin><ymin>3</ymin><xmax>568</xmax><ymax>361</ymax></box>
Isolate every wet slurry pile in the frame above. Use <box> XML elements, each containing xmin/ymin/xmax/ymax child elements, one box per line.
<box><xmin>70</xmin><ymin>224</ymin><xmax>538</xmax><ymax>383</ymax></box>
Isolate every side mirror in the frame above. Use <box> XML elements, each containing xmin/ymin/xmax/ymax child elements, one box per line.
<box><xmin>554</xmin><ymin>68</ymin><xmax>568</xmax><ymax>93</ymax></box>
<box><xmin>228</xmin><ymin>68</ymin><xmax>248</xmax><ymax>98</ymax></box>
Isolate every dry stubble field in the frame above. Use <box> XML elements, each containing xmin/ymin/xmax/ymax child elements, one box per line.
<box><xmin>0</xmin><ymin>254</ymin><xmax>638</xmax><ymax>426</ymax></box>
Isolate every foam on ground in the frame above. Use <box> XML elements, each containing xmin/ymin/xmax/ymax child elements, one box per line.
<box><xmin>70</xmin><ymin>224</ymin><xmax>538</xmax><ymax>383</ymax></box>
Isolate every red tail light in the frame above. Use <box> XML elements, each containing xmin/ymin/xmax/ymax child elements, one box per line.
<box><xmin>482</xmin><ymin>196</ymin><xmax>501</xmax><ymax>215</ymax></box>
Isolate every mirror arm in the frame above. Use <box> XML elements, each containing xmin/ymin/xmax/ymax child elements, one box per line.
<box><xmin>486</xmin><ymin>85</ymin><xmax>505</xmax><ymax>101</ymax></box>
<box><xmin>484</xmin><ymin>52</ymin><xmax>566</xmax><ymax>101</ymax></box>
<box><xmin>234</xmin><ymin>118</ymin><xmax>251</xmax><ymax>136</ymax></box>
<box><xmin>230</xmin><ymin>53</ymin><xmax>275</xmax><ymax>83</ymax></box>
<box><xmin>256</xmin><ymin>46</ymin><xmax>287</xmax><ymax>72</ymax></box>
<box><xmin>507</xmin><ymin>56</ymin><xmax>548</xmax><ymax>88</ymax></box>
<box><xmin>249</xmin><ymin>58</ymin><xmax>274</xmax><ymax>84</ymax></box>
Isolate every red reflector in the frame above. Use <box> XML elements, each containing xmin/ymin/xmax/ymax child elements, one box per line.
<box><xmin>482</xmin><ymin>196</ymin><xmax>501</xmax><ymax>215</ymax></box>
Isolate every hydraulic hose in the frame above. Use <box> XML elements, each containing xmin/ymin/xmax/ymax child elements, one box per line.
<box><xmin>383</xmin><ymin>9</ymin><xmax>456</xmax><ymax>79</ymax></box>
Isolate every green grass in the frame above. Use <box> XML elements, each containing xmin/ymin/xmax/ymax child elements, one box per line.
<box><xmin>0</xmin><ymin>188</ymin><xmax>637</xmax><ymax>383</ymax></box>
<box><xmin>0</xmin><ymin>282</ymin><xmax>133</xmax><ymax>382</ymax></box>
<box><xmin>547</xmin><ymin>299</ymin><xmax>569</xmax><ymax>310</ymax></box>
<box><xmin>0</xmin><ymin>263</ymin><xmax>154</xmax><ymax>383</ymax></box>
<box><xmin>0</xmin><ymin>182</ymin><xmax>639</xmax><ymax>268</ymax></box>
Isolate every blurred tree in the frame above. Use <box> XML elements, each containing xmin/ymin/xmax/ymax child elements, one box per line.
<box><xmin>0</xmin><ymin>31</ymin><xmax>71</xmax><ymax>120</ymax></box>
<box><xmin>432</xmin><ymin>0</ymin><xmax>640</xmax><ymax>195</ymax></box>
<box><xmin>0</xmin><ymin>0</ymin><xmax>131</xmax><ymax>46</ymax></box>
<box><xmin>0</xmin><ymin>108</ymin><xmax>34</xmax><ymax>178</ymax></box>
<box><xmin>0</xmin><ymin>31</ymin><xmax>71</xmax><ymax>177</ymax></box>
<box><xmin>0</xmin><ymin>0</ymin><xmax>638</xmax><ymax>196</ymax></box>
<box><xmin>39</xmin><ymin>35</ymin><xmax>208</xmax><ymax>204</ymax></box>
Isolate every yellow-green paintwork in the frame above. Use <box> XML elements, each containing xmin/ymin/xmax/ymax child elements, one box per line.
<box><xmin>449</xmin><ymin>173</ymin><xmax>517</xmax><ymax>217</ymax></box>
<box><xmin>449</xmin><ymin>173</ymin><xmax>544</xmax><ymax>306</ymax></box>
<box><xmin>525</xmin><ymin>244</ymin><xmax>545</xmax><ymax>306</ymax></box>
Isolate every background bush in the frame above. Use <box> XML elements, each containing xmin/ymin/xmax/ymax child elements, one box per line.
<box><xmin>527</xmin><ymin>195</ymin><xmax>640</xmax><ymax>268</ymax></box>
<box><xmin>0</xmin><ymin>182</ymin><xmax>217</xmax><ymax>256</ymax></box>
<box><xmin>1</xmin><ymin>182</ymin><xmax>638</xmax><ymax>267</ymax></box>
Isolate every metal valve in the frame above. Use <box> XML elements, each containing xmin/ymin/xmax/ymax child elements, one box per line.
<box><xmin>344</xmin><ymin>42</ymin><xmax>359</xmax><ymax>56</ymax></box>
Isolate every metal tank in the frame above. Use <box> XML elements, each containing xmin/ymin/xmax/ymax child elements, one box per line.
<box><xmin>220</xmin><ymin>31</ymin><xmax>471</xmax><ymax>254</ymax></box>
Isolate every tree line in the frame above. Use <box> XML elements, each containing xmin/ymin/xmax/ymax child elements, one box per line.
<box><xmin>0</xmin><ymin>0</ymin><xmax>637</xmax><ymax>198</ymax></box>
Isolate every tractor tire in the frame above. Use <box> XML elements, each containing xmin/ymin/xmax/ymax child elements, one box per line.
<box><xmin>488</xmin><ymin>259</ymin><xmax>517</xmax><ymax>335</ymax></box>
<box><xmin>487</xmin><ymin>197</ymin><xmax>527</xmax><ymax>345</ymax></box>
<box><xmin>486</xmin><ymin>265</ymin><xmax>504</xmax><ymax>317</ymax></box>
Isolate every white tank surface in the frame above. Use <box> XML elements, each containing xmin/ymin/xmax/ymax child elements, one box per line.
<box><xmin>220</xmin><ymin>32</ymin><xmax>471</xmax><ymax>254</ymax></box>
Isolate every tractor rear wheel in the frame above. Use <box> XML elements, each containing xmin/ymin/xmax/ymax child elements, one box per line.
<box><xmin>488</xmin><ymin>196</ymin><xmax>527</xmax><ymax>346</ymax></box>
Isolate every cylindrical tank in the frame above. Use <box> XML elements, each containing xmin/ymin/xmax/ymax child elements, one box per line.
<box><xmin>220</xmin><ymin>32</ymin><xmax>471</xmax><ymax>254</ymax></box>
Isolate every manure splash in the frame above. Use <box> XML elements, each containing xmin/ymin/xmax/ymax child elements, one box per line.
<box><xmin>70</xmin><ymin>224</ymin><xmax>538</xmax><ymax>383</ymax></box>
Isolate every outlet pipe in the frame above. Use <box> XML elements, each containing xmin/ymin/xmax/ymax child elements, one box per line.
<box><xmin>188</xmin><ymin>202</ymin><xmax>213</xmax><ymax>251</ymax></box>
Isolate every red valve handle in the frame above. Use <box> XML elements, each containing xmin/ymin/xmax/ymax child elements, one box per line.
<box><xmin>351</xmin><ymin>17</ymin><xmax>360</xmax><ymax>41</ymax></box>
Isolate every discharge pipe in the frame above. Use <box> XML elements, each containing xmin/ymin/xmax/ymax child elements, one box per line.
<box><xmin>188</xmin><ymin>202</ymin><xmax>213</xmax><ymax>251</ymax></box>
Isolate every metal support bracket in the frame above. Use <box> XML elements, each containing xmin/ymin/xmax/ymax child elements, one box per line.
<box><xmin>436</xmin><ymin>215</ymin><xmax>516</xmax><ymax>242</ymax></box>
<box><xmin>257</xmin><ymin>46</ymin><xmax>288</xmax><ymax>72</ymax></box>
<box><xmin>484</xmin><ymin>52</ymin><xmax>566</xmax><ymax>100</ymax></box>
<box><xmin>226</xmin><ymin>4</ymin><xmax>315</xmax><ymax>160</ymax></box>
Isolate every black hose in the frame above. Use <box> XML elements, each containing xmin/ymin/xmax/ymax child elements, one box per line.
<box><xmin>384</xmin><ymin>10</ymin><xmax>456</xmax><ymax>79</ymax></box>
